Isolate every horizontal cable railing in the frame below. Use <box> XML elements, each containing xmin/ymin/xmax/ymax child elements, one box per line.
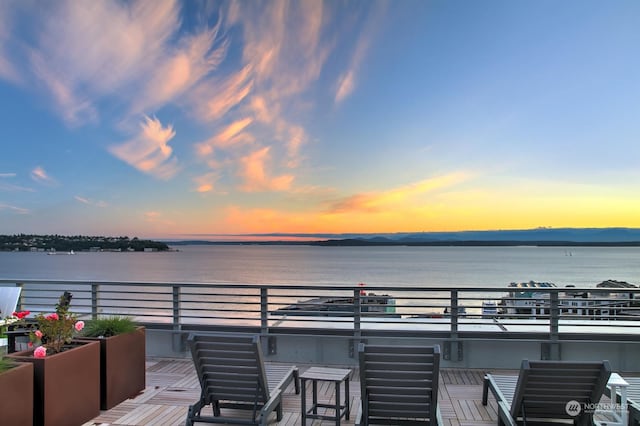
<box><xmin>3</xmin><ymin>279</ymin><xmax>640</xmax><ymax>342</ymax></box>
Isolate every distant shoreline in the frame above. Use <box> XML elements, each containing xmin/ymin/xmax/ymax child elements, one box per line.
<box><xmin>166</xmin><ymin>239</ymin><xmax>640</xmax><ymax>247</ymax></box>
<box><xmin>164</xmin><ymin>227</ymin><xmax>640</xmax><ymax>246</ymax></box>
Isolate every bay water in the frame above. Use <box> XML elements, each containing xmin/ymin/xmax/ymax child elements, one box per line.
<box><xmin>1</xmin><ymin>245</ymin><xmax>639</xmax><ymax>289</ymax></box>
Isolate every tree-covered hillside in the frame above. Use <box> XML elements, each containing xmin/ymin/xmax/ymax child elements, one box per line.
<box><xmin>0</xmin><ymin>234</ymin><xmax>170</xmax><ymax>252</ymax></box>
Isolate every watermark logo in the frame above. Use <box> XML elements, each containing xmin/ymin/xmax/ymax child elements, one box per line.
<box><xmin>565</xmin><ymin>400</ymin><xmax>582</xmax><ymax>416</ymax></box>
<box><xmin>565</xmin><ymin>399</ymin><xmax>627</xmax><ymax>416</ymax></box>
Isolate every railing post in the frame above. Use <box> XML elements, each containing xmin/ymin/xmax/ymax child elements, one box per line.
<box><xmin>451</xmin><ymin>290</ymin><xmax>459</xmax><ymax>334</ymax></box>
<box><xmin>547</xmin><ymin>291</ymin><xmax>560</xmax><ymax>360</ymax></box>
<box><xmin>350</xmin><ymin>288</ymin><xmax>362</xmax><ymax>358</ymax></box>
<box><xmin>261</xmin><ymin>288</ymin><xmax>278</xmax><ymax>355</ymax></box>
<box><xmin>444</xmin><ymin>290</ymin><xmax>463</xmax><ymax>362</ymax></box>
<box><xmin>171</xmin><ymin>285</ymin><xmax>183</xmax><ymax>352</ymax></box>
<box><xmin>260</xmin><ymin>288</ymin><xmax>268</xmax><ymax>332</ymax></box>
<box><xmin>91</xmin><ymin>283</ymin><xmax>99</xmax><ymax>320</ymax></box>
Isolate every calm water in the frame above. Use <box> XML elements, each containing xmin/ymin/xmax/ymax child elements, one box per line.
<box><xmin>1</xmin><ymin>245</ymin><xmax>639</xmax><ymax>288</ymax></box>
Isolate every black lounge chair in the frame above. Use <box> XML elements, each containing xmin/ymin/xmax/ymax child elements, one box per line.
<box><xmin>482</xmin><ymin>359</ymin><xmax>611</xmax><ymax>426</ymax></box>
<box><xmin>186</xmin><ymin>333</ymin><xmax>299</xmax><ymax>426</ymax></box>
<box><xmin>357</xmin><ymin>343</ymin><xmax>442</xmax><ymax>425</ymax></box>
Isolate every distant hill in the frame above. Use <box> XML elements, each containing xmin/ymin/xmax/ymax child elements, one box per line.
<box><xmin>166</xmin><ymin>228</ymin><xmax>640</xmax><ymax>246</ymax></box>
<box><xmin>392</xmin><ymin>227</ymin><xmax>640</xmax><ymax>243</ymax></box>
<box><xmin>0</xmin><ymin>234</ymin><xmax>170</xmax><ymax>252</ymax></box>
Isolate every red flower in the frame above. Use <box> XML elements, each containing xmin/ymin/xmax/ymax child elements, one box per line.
<box><xmin>46</xmin><ymin>313</ymin><xmax>59</xmax><ymax>321</ymax></box>
<box><xmin>12</xmin><ymin>310</ymin><xmax>30</xmax><ymax>319</ymax></box>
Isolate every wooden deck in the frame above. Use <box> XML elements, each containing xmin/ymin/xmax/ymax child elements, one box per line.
<box><xmin>86</xmin><ymin>357</ymin><xmax>501</xmax><ymax>425</ymax></box>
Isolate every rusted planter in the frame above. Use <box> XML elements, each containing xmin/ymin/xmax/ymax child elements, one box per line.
<box><xmin>7</xmin><ymin>340</ymin><xmax>100</xmax><ymax>426</ymax></box>
<box><xmin>0</xmin><ymin>362</ymin><xmax>33</xmax><ymax>426</ymax></box>
<box><xmin>79</xmin><ymin>326</ymin><xmax>146</xmax><ymax>409</ymax></box>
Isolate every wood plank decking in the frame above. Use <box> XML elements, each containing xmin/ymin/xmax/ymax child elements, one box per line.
<box><xmin>86</xmin><ymin>358</ymin><xmax>636</xmax><ymax>425</ymax></box>
<box><xmin>86</xmin><ymin>358</ymin><xmax>501</xmax><ymax>425</ymax></box>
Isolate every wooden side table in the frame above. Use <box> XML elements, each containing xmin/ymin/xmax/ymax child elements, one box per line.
<box><xmin>300</xmin><ymin>366</ymin><xmax>351</xmax><ymax>425</ymax></box>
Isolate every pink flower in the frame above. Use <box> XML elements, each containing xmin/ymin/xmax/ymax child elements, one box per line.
<box><xmin>34</xmin><ymin>330</ymin><xmax>43</xmax><ymax>339</ymax></box>
<box><xmin>74</xmin><ymin>321</ymin><xmax>85</xmax><ymax>331</ymax></box>
<box><xmin>34</xmin><ymin>346</ymin><xmax>47</xmax><ymax>358</ymax></box>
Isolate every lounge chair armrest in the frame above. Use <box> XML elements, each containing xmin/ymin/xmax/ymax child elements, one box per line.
<box><xmin>258</xmin><ymin>387</ymin><xmax>283</xmax><ymax>426</ymax></box>
<box><xmin>497</xmin><ymin>401</ymin><xmax>517</xmax><ymax>426</ymax></box>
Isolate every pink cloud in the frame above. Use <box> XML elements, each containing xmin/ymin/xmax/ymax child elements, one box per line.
<box><xmin>30</xmin><ymin>166</ymin><xmax>57</xmax><ymax>185</ymax></box>
<box><xmin>192</xmin><ymin>172</ymin><xmax>220</xmax><ymax>193</ymax></box>
<box><xmin>239</xmin><ymin>147</ymin><xmax>294</xmax><ymax>192</ymax></box>
<box><xmin>109</xmin><ymin>116</ymin><xmax>180</xmax><ymax>180</ymax></box>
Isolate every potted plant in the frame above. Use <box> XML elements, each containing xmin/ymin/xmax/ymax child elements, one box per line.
<box><xmin>7</xmin><ymin>291</ymin><xmax>100</xmax><ymax>426</ymax></box>
<box><xmin>80</xmin><ymin>315</ymin><xmax>146</xmax><ymax>410</ymax></box>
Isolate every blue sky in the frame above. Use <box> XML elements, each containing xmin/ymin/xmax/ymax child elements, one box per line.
<box><xmin>1</xmin><ymin>0</ymin><xmax>639</xmax><ymax>239</ymax></box>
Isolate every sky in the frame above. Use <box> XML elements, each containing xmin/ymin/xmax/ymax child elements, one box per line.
<box><xmin>1</xmin><ymin>0</ymin><xmax>639</xmax><ymax>240</ymax></box>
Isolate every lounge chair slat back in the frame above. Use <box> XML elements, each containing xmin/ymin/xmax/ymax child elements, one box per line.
<box><xmin>186</xmin><ymin>333</ymin><xmax>299</xmax><ymax>426</ymax></box>
<box><xmin>484</xmin><ymin>358</ymin><xmax>611</xmax><ymax>425</ymax></box>
<box><xmin>191</xmin><ymin>335</ymin><xmax>270</xmax><ymax>405</ymax></box>
<box><xmin>358</xmin><ymin>343</ymin><xmax>441</xmax><ymax>425</ymax></box>
<box><xmin>510</xmin><ymin>359</ymin><xmax>611</xmax><ymax>419</ymax></box>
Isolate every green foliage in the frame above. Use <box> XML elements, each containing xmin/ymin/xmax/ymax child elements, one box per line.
<box><xmin>82</xmin><ymin>316</ymin><xmax>137</xmax><ymax>338</ymax></box>
<box><xmin>0</xmin><ymin>356</ymin><xmax>16</xmax><ymax>374</ymax></box>
<box><xmin>0</xmin><ymin>234</ymin><xmax>170</xmax><ymax>252</ymax></box>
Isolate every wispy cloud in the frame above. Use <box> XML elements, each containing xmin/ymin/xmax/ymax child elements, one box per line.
<box><xmin>109</xmin><ymin>116</ymin><xmax>180</xmax><ymax>180</ymax></box>
<box><xmin>1</xmin><ymin>1</ymin><xmax>388</xmax><ymax>196</ymax></box>
<box><xmin>190</xmin><ymin>65</ymin><xmax>254</xmax><ymax>122</ymax></box>
<box><xmin>334</xmin><ymin>1</ymin><xmax>387</xmax><ymax>103</ymax></box>
<box><xmin>0</xmin><ymin>203</ymin><xmax>30</xmax><ymax>215</ymax></box>
<box><xmin>196</xmin><ymin>117</ymin><xmax>255</xmax><ymax>155</ymax></box>
<box><xmin>0</xmin><ymin>183</ymin><xmax>35</xmax><ymax>192</ymax></box>
<box><xmin>0</xmin><ymin>0</ymin><xmax>227</xmax><ymax>129</ymax></box>
<box><xmin>0</xmin><ymin>173</ymin><xmax>33</xmax><ymax>192</ymax></box>
<box><xmin>192</xmin><ymin>172</ymin><xmax>220</xmax><ymax>194</ymax></box>
<box><xmin>30</xmin><ymin>166</ymin><xmax>57</xmax><ymax>185</ymax></box>
<box><xmin>129</xmin><ymin>19</ymin><xmax>229</xmax><ymax>116</ymax></box>
<box><xmin>2</xmin><ymin>0</ymin><xmax>180</xmax><ymax>125</ymax></box>
<box><xmin>191</xmin><ymin>0</ymin><xmax>348</xmax><ymax>193</ymax></box>
<box><xmin>0</xmin><ymin>5</ymin><xmax>20</xmax><ymax>84</ymax></box>
<box><xmin>326</xmin><ymin>172</ymin><xmax>471</xmax><ymax>214</ymax></box>
<box><xmin>74</xmin><ymin>196</ymin><xmax>107</xmax><ymax>208</ymax></box>
<box><xmin>239</xmin><ymin>147</ymin><xmax>294</xmax><ymax>192</ymax></box>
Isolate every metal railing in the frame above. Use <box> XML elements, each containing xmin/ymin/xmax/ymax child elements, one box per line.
<box><xmin>4</xmin><ymin>279</ymin><xmax>639</xmax><ymax>336</ymax></box>
<box><xmin>4</xmin><ymin>279</ymin><xmax>640</xmax><ymax>366</ymax></box>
